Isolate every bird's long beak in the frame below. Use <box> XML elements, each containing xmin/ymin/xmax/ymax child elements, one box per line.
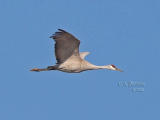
<box><xmin>116</xmin><ymin>68</ymin><xmax>123</xmax><ymax>72</ymax></box>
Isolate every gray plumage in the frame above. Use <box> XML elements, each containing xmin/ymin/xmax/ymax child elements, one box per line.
<box><xmin>31</xmin><ymin>29</ymin><xmax>122</xmax><ymax>73</ymax></box>
<box><xmin>50</xmin><ymin>29</ymin><xmax>80</xmax><ymax>64</ymax></box>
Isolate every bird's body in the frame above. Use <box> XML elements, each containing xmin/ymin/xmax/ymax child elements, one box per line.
<box><xmin>31</xmin><ymin>29</ymin><xmax>122</xmax><ymax>73</ymax></box>
<box><xmin>56</xmin><ymin>55</ymin><xmax>83</xmax><ymax>73</ymax></box>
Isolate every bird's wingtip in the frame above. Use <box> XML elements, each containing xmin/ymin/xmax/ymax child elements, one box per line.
<box><xmin>50</xmin><ymin>29</ymin><xmax>66</xmax><ymax>38</ymax></box>
<box><xmin>49</xmin><ymin>35</ymin><xmax>53</xmax><ymax>38</ymax></box>
<box><xmin>58</xmin><ymin>29</ymin><xmax>66</xmax><ymax>32</ymax></box>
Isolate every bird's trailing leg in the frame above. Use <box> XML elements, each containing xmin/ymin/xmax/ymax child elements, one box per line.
<box><xmin>30</xmin><ymin>68</ymin><xmax>48</xmax><ymax>72</ymax></box>
<box><xmin>30</xmin><ymin>66</ymin><xmax>57</xmax><ymax>72</ymax></box>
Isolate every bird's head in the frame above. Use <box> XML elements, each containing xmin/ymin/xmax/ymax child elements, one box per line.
<box><xmin>107</xmin><ymin>64</ymin><xmax>123</xmax><ymax>72</ymax></box>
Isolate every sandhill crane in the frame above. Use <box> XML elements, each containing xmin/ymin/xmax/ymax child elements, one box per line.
<box><xmin>30</xmin><ymin>29</ymin><xmax>122</xmax><ymax>73</ymax></box>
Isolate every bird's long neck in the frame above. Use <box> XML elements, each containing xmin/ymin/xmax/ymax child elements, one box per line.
<box><xmin>85</xmin><ymin>62</ymin><xmax>111</xmax><ymax>70</ymax></box>
<box><xmin>90</xmin><ymin>65</ymin><xmax>111</xmax><ymax>70</ymax></box>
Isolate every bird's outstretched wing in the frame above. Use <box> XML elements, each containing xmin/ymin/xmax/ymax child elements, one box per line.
<box><xmin>50</xmin><ymin>29</ymin><xmax>80</xmax><ymax>64</ymax></box>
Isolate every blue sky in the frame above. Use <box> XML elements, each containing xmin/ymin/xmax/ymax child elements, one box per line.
<box><xmin>0</xmin><ymin>0</ymin><xmax>160</xmax><ymax>120</ymax></box>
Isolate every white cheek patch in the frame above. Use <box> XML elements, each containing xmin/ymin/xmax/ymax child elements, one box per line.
<box><xmin>111</xmin><ymin>66</ymin><xmax>116</xmax><ymax>70</ymax></box>
<box><xmin>110</xmin><ymin>65</ymin><xmax>117</xmax><ymax>70</ymax></box>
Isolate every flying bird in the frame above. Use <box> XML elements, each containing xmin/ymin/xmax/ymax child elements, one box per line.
<box><xmin>30</xmin><ymin>29</ymin><xmax>122</xmax><ymax>73</ymax></box>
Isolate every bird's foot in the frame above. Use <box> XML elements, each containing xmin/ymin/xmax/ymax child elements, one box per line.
<box><xmin>30</xmin><ymin>68</ymin><xmax>41</xmax><ymax>72</ymax></box>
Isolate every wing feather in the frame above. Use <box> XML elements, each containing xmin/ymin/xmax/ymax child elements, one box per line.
<box><xmin>50</xmin><ymin>29</ymin><xmax>80</xmax><ymax>64</ymax></box>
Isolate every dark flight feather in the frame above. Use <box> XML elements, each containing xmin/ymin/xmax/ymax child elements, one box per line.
<box><xmin>50</xmin><ymin>29</ymin><xmax>80</xmax><ymax>64</ymax></box>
